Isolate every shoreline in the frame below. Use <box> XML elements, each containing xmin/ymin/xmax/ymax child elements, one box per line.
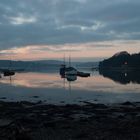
<box><xmin>0</xmin><ymin>101</ymin><xmax>140</xmax><ymax>140</ymax></box>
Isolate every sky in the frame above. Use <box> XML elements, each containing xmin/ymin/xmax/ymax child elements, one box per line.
<box><xmin>0</xmin><ymin>0</ymin><xmax>140</xmax><ymax>61</ymax></box>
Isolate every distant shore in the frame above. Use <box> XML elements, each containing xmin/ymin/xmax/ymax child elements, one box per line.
<box><xmin>0</xmin><ymin>101</ymin><xmax>140</xmax><ymax>140</ymax></box>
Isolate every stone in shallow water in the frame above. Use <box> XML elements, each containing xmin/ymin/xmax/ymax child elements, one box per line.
<box><xmin>0</xmin><ymin>119</ymin><xmax>12</xmax><ymax>127</ymax></box>
<box><xmin>0</xmin><ymin>97</ymin><xmax>7</xmax><ymax>99</ymax></box>
<box><xmin>32</xmin><ymin>96</ymin><xmax>39</xmax><ymax>98</ymax></box>
<box><xmin>121</xmin><ymin>101</ymin><xmax>135</xmax><ymax>106</ymax></box>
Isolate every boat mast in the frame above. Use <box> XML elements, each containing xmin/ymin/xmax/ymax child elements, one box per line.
<box><xmin>8</xmin><ymin>55</ymin><xmax>12</xmax><ymax>70</ymax></box>
<box><xmin>64</xmin><ymin>54</ymin><xmax>66</xmax><ymax>66</ymax></box>
<box><xmin>69</xmin><ymin>54</ymin><xmax>71</xmax><ymax>67</ymax></box>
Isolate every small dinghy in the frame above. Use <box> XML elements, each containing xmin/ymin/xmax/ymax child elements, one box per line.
<box><xmin>77</xmin><ymin>71</ymin><xmax>90</xmax><ymax>77</ymax></box>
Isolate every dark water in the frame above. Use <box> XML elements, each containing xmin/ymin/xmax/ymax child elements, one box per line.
<box><xmin>0</xmin><ymin>69</ymin><xmax>140</xmax><ymax>104</ymax></box>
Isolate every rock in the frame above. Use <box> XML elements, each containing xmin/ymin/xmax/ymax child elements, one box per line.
<box><xmin>32</xmin><ymin>96</ymin><xmax>39</xmax><ymax>98</ymax></box>
<box><xmin>15</xmin><ymin>132</ymin><xmax>32</xmax><ymax>140</ymax></box>
<box><xmin>0</xmin><ymin>97</ymin><xmax>7</xmax><ymax>99</ymax></box>
<box><xmin>0</xmin><ymin>119</ymin><xmax>12</xmax><ymax>127</ymax></box>
<box><xmin>122</xmin><ymin>101</ymin><xmax>135</xmax><ymax>106</ymax></box>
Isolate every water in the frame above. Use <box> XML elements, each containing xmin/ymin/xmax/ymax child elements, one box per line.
<box><xmin>0</xmin><ymin>69</ymin><xmax>140</xmax><ymax>104</ymax></box>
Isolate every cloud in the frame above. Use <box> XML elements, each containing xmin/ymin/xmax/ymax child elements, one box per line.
<box><xmin>0</xmin><ymin>40</ymin><xmax>140</xmax><ymax>61</ymax></box>
<box><xmin>8</xmin><ymin>15</ymin><xmax>37</xmax><ymax>25</ymax></box>
<box><xmin>0</xmin><ymin>0</ymin><xmax>140</xmax><ymax>52</ymax></box>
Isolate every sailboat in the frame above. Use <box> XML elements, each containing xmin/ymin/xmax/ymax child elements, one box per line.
<box><xmin>60</xmin><ymin>55</ymin><xmax>77</xmax><ymax>77</ymax></box>
<box><xmin>60</xmin><ymin>55</ymin><xmax>90</xmax><ymax>79</ymax></box>
<box><xmin>0</xmin><ymin>60</ymin><xmax>15</xmax><ymax>77</ymax></box>
<box><xmin>65</xmin><ymin>56</ymin><xmax>77</xmax><ymax>75</ymax></box>
<box><xmin>3</xmin><ymin>69</ymin><xmax>15</xmax><ymax>77</ymax></box>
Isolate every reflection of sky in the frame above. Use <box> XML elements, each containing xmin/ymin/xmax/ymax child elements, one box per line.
<box><xmin>0</xmin><ymin>72</ymin><xmax>140</xmax><ymax>104</ymax></box>
<box><xmin>0</xmin><ymin>73</ymin><xmax>63</xmax><ymax>88</ymax></box>
<box><xmin>0</xmin><ymin>72</ymin><xmax>140</xmax><ymax>93</ymax></box>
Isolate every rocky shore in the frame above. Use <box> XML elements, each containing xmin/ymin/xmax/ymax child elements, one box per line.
<box><xmin>0</xmin><ymin>101</ymin><xmax>140</xmax><ymax>140</ymax></box>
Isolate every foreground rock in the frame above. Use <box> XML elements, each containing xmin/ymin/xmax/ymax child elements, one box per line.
<box><xmin>0</xmin><ymin>101</ymin><xmax>140</xmax><ymax>140</ymax></box>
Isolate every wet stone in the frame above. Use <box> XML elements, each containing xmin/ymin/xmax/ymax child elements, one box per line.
<box><xmin>0</xmin><ymin>119</ymin><xmax>12</xmax><ymax>127</ymax></box>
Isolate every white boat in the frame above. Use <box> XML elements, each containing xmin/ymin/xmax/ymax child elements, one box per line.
<box><xmin>60</xmin><ymin>55</ymin><xmax>77</xmax><ymax>76</ymax></box>
<box><xmin>59</xmin><ymin>55</ymin><xmax>90</xmax><ymax>80</ymax></box>
<box><xmin>65</xmin><ymin>67</ymin><xmax>77</xmax><ymax>75</ymax></box>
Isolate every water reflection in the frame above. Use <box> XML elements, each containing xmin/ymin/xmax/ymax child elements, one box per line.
<box><xmin>99</xmin><ymin>69</ymin><xmax>140</xmax><ymax>84</ymax></box>
<box><xmin>0</xmin><ymin>71</ymin><xmax>140</xmax><ymax>104</ymax></box>
<box><xmin>0</xmin><ymin>72</ymin><xmax>63</xmax><ymax>88</ymax></box>
<box><xmin>59</xmin><ymin>68</ymin><xmax>90</xmax><ymax>82</ymax></box>
<box><xmin>66</xmin><ymin>75</ymin><xmax>77</xmax><ymax>82</ymax></box>
<box><xmin>60</xmin><ymin>72</ymin><xmax>77</xmax><ymax>82</ymax></box>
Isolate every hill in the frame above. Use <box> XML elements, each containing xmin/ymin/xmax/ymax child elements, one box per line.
<box><xmin>99</xmin><ymin>51</ymin><xmax>140</xmax><ymax>70</ymax></box>
<box><xmin>0</xmin><ymin>60</ymin><xmax>98</xmax><ymax>72</ymax></box>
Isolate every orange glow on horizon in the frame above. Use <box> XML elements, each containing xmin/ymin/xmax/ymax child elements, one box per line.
<box><xmin>0</xmin><ymin>40</ymin><xmax>140</xmax><ymax>61</ymax></box>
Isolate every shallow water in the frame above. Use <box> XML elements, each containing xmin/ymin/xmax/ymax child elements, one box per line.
<box><xmin>0</xmin><ymin>69</ymin><xmax>140</xmax><ymax>104</ymax></box>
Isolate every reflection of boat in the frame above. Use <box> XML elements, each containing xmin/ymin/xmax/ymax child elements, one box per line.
<box><xmin>60</xmin><ymin>55</ymin><xmax>90</xmax><ymax>81</ymax></box>
<box><xmin>66</xmin><ymin>74</ymin><xmax>77</xmax><ymax>82</ymax></box>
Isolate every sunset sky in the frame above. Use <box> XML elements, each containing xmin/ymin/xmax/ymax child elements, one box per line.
<box><xmin>0</xmin><ymin>0</ymin><xmax>140</xmax><ymax>61</ymax></box>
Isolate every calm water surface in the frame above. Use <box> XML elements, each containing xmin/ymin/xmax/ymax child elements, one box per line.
<box><xmin>0</xmin><ymin>70</ymin><xmax>140</xmax><ymax>104</ymax></box>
